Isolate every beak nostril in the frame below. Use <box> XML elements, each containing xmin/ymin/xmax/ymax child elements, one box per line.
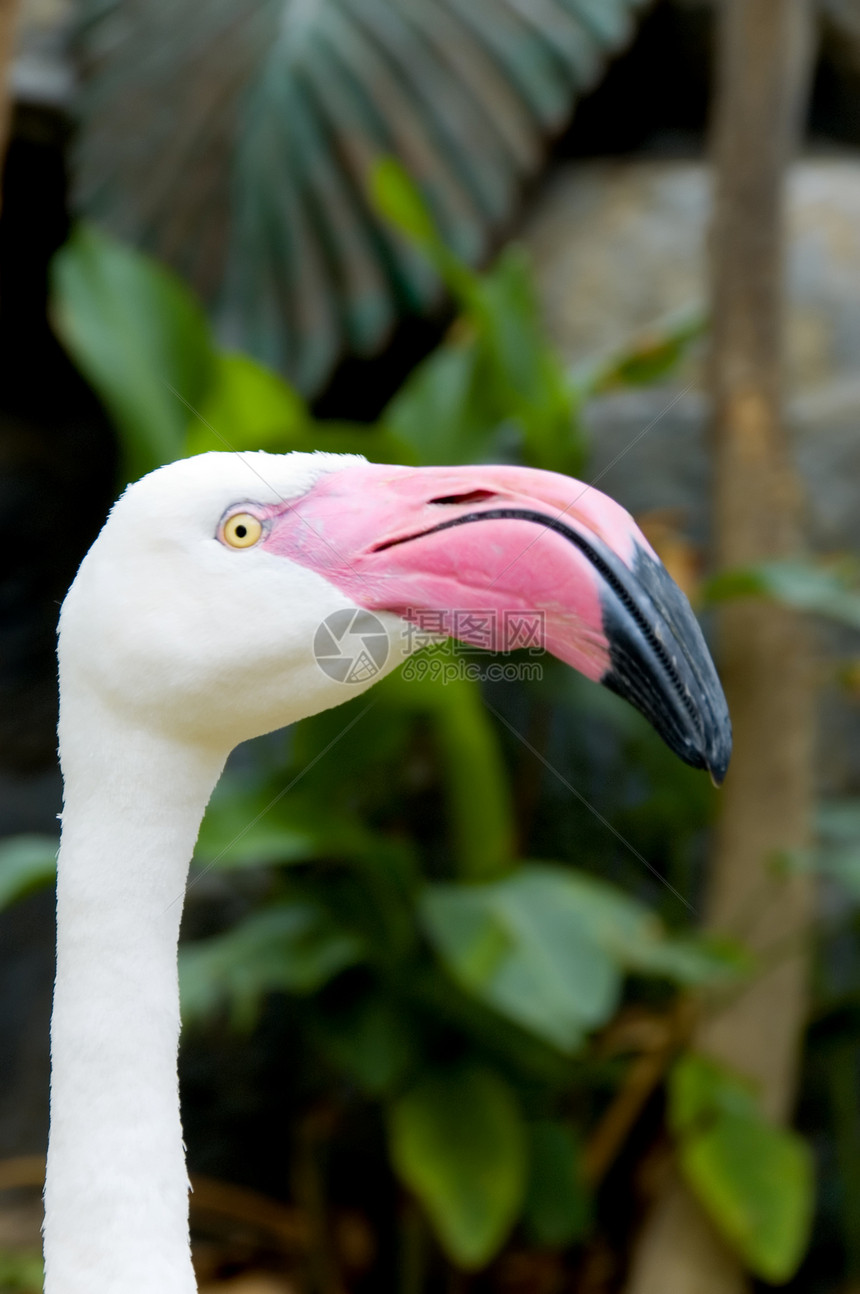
<box><xmin>429</xmin><ymin>489</ymin><xmax>497</xmax><ymax>506</ymax></box>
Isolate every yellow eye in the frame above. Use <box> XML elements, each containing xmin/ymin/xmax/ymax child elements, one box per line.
<box><xmin>221</xmin><ymin>512</ymin><xmax>263</xmax><ymax>549</ymax></box>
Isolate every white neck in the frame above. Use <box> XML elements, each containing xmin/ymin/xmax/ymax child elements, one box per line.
<box><xmin>44</xmin><ymin>690</ymin><xmax>224</xmax><ymax>1294</ymax></box>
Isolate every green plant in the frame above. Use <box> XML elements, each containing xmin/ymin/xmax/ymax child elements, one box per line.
<box><xmin>7</xmin><ymin>162</ymin><xmax>812</xmax><ymax>1285</ymax></box>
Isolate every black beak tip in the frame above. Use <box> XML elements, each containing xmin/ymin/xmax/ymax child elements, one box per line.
<box><xmin>650</xmin><ymin>693</ymin><xmax>732</xmax><ymax>786</ymax></box>
<box><xmin>693</xmin><ymin>714</ymin><xmax>729</xmax><ymax>781</ymax></box>
<box><xmin>599</xmin><ymin>543</ymin><xmax>733</xmax><ymax>787</ymax></box>
<box><xmin>702</xmin><ymin>720</ymin><xmax>732</xmax><ymax>788</ymax></box>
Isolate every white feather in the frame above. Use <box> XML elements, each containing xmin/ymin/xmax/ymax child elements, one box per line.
<box><xmin>45</xmin><ymin>452</ymin><xmax>403</xmax><ymax>1293</ymax></box>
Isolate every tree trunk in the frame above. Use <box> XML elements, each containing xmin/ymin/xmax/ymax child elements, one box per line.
<box><xmin>624</xmin><ymin>3</ymin><xmax>816</xmax><ymax>1292</ymax></box>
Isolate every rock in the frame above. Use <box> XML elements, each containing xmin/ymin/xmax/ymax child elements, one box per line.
<box><xmin>521</xmin><ymin>158</ymin><xmax>860</xmax><ymax>790</ymax></box>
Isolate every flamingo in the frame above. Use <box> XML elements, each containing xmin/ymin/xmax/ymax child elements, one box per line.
<box><xmin>45</xmin><ymin>450</ymin><xmax>731</xmax><ymax>1293</ymax></box>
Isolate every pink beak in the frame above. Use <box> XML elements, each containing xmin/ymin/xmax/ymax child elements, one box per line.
<box><xmin>263</xmin><ymin>462</ymin><xmax>732</xmax><ymax>783</ymax></box>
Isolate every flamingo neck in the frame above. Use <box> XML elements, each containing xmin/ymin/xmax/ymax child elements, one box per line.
<box><xmin>45</xmin><ymin>692</ymin><xmax>224</xmax><ymax>1294</ymax></box>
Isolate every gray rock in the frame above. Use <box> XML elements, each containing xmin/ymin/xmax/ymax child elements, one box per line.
<box><xmin>522</xmin><ymin>157</ymin><xmax>860</xmax><ymax>554</ymax></box>
<box><xmin>523</xmin><ymin>158</ymin><xmax>860</xmax><ymax>398</ymax></box>
<box><xmin>521</xmin><ymin>159</ymin><xmax>860</xmax><ymax>791</ymax></box>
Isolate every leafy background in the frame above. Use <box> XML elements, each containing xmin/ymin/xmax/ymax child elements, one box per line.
<box><xmin>71</xmin><ymin>0</ymin><xmax>649</xmax><ymax>393</ymax></box>
<box><xmin>3</xmin><ymin>157</ymin><xmax>856</xmax><ymax>1292</ymax></box>
<box><xmin>5</xmin><ymin>3</ymin><xmax>860</xmax><ymax>1286</ymax></box>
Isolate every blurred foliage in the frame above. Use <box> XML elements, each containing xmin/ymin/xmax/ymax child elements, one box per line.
<box><xmin>389</xmin><ymin>1064</ymin><xmax>526</xmax><ymax>1268</ymax></box>
<box><xmin>71</xmin><ymin>0</ymin><xmax>649</xmax><ymax>393</ymax></box>
<box><xmin>669</xmin><ymin>1054</ymin><xmax>813</xmax><ymax>1282</ymax></box>
<box><xmin>7</xmin><ymin>159</ymin><xmax>837</xmax><ymax>1285</ymax></box>
<box><xmin>0</xmin><ymin>835</ymin><xmax>58</xmax><ymax>910</ymax></box>
<box><xmin>571</xmin><ymin>305</ymin><xmax>706</xmax><ymax>396</ymax></box>
<box><xmin>705</xmin><ymin>558</ymin><xmax>860</xmax><ymax>629</ymax></box>
<box><xmin>50</xmin><ymin>224</ymin><xmax>214</xmax><ymax>481</ymax></box>
<box><xmin>0</xmin><ymin>1251</ymin><xmax>43</xmax><ymax>1294</ymax></box>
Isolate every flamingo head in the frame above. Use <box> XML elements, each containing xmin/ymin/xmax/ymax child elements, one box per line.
<box><xmin>59</xmin><ymin>451</ymin><xmax>731</xmax><ymax>781</ymax></box>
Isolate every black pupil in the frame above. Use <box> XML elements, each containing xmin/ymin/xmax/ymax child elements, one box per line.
<box><xmin>235</xmin><ymin>523</ymin><xmax>247</xmax><ymax>538</ymax></box>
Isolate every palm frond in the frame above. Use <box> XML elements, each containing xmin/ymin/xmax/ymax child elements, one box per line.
<box><xmin>73</xmin><ymin>0</ymin><xmax>649</xmax><ymax>393</ymax></box>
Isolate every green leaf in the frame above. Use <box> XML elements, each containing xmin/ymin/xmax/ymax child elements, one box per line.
<box><xmin>369</xmin><ymin>157</ymin><xmax>477</xmax><ymax>306</ymax></box>
<box><xmin>521</xmin><ymin>870</ymin><xmax>727</xmax><ymax>984</ymax></box>
<box><xmin>522</xmin><ymin>1121</ymin><xmax>591</xmax><ymax>1249</ymax></box>
<box><xmin>185</xmin><ymin>351</ymin><xmax>308</xmax><ymax>455</ymax></box>
<box><xmin>422</xmin><ymin>867</ymin><xmax>740</xmax><ymax>1053</ymax></box>
<box><xmin>381</xmin><ymin>661</ymin><xmax>515</xmax><ymax>877</ymax></box>
<box><xmin>195</xmin><ymin>781</ymin><xmax>327</xmax><ymax>870</ymax></box>
<box><xmin>375</xmin><ymin>202</ymin><xmax>585</xmax><ymax>476</ymax></box>
<box><xmin>51</xmin><ymin>223</ymin><xmax>215</xmax><ymax>481</ymax></box>
<box><xmin>315</xmin><ymin>995</ymin><xmax>413</xmax><ymax>1095</ymax></box>
<box><xmin>388</xmin><ymin>1064</ymin><xmax>527</xmax><ymax>1268</ymax></box>
<box><xmin>0</xmin><ymin>835</ymin><xmax>58</xmax><ymax>911</ymax></box>
<box><xmin>193</xmin><ymin>774</ymin><xmax>419</xmax><ymax>891</ymax></box>
<box><xmin>668</xmin><ymin>1053</ymin><xmax>759</xmax><ymax>1137</ymax></box>
<box><xmin>179</xmin><ymin>902</ymin><xmax>364</xmax><ymax>1028</ymax></box>
<box><xmin>470</xmin><ymin>247</ymin><xmax>583</xmax><ymax>473</ymax></box>
<box><xmin>679</xmin><ymin>1114</ymin><xmax>813</xmax><ymax>1282</ymax></box>
<box><xmin>425</xmin><ymin>675</ymin><xmax>516</xmax><ymax>876</ymax></box>
<box><xmin>704</xmin><ymin>559</ymin><xmax>860</xmax><ymax>630</ymax></box>
<box><xmin>670</xmin><ymin>1054</ymin><xmax>814</xmax><ymax>1281</ymax></box>
<box><xmin>370</xmin><ymin>157</ymin><xmax>442</xmax><ymax>257</ymax></box>
<box><xmin>631</xmin><ymin>934</ymin><xmax>751</xmax><ymax>987</ymax></box>
<box><xmin>382</xmin><ymin>248</ymin><xmax>584</xmax><ymax>476</ymax></box>
<box><xmin>422</xmin><ymin>887</ymin><xmax>512</xmax><ymax>985</ymax></box>
<box><xmin>421</xmin><ymin>869</ymin><xmax>620</xmax><ymax>1052</ymax></box>
<box><xmin>383</xmin><ymin>340</ymin><xmax>510</xmax><ymax>467</ymax></box>
<box><xmin>575</xmin><ymin>308</ymin><xmax>706</xmax><ymax>395</ymax></box>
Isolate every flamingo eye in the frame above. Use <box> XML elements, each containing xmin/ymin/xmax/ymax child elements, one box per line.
<box><xmin>221</xmin><ymin>512</ymin><xmax>263</xmax><ymax>549</ymax></box>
